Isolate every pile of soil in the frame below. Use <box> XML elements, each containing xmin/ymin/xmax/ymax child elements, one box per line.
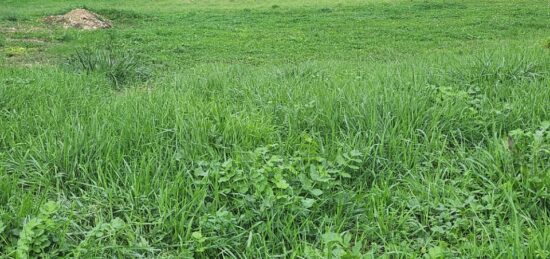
<box><xmin>43</xmin><ymin>9</ymin><xmax>112</xmax><ymax>30</ymax></box>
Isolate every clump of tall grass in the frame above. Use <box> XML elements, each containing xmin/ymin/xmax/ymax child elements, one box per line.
<box><xmin>66</xmin><ymin>47</ymin><xmax>151</xmax><ymax>89</ymax></box>
<box><xmin>3</xmin><ymin>13</ymin><xmax>19</xmax><ymax>22</ymax></box>
<box><xmin>446</xmin><ymin>51</ymin><xmax>547</xmax><ymax>85</ymax></box>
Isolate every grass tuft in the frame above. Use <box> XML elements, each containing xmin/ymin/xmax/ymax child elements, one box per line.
<box><xmin>66</xmin><ymin>47</ymin><xmax>151</xmax><ymax>89</ymax></box>
<box><xmin>3</xmin><ymin>14</ymin><xmax>18</xmax><ymax>22</ymax></box>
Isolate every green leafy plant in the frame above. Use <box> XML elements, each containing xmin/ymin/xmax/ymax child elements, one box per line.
<box><xmin>304</xmin><ymin>232</ymin><xmax>365</xmax><ymax>258</ymax></box>
<box><xmin>16</xmin><ymin>201</ymin><xmax>65</xmax><ymax>259</ymax></box>
<box><xmin>72</xmin><ymin>217</ymin><xmax>148</xmax><ymax>257</ymax></box>
<box><xmin>507</xmin><ymin>122</ymin><xmax>550</xmax><ymax>204</ymax></box>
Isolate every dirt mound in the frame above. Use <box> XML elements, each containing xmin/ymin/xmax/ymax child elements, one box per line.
<box><xmin>44</xmin><ymin>9</ymin><xmax>111</xmax><ymax>30</ymax></box>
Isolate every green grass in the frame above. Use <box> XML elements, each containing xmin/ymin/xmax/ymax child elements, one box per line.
<box><xmin>1</xmin><ymin>0</ymin><xmax>549</xmax><ymax>258</ymax></box>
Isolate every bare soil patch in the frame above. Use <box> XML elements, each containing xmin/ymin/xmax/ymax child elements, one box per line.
<box><xmin>43</xmin><ymin>9</ymin><xmax>112</xmax><ymax>30</ymax></box>
<box><xmin>8</xmin><ymin>38</ymin><xmax>48</xmax><ymax>44</ymax></box>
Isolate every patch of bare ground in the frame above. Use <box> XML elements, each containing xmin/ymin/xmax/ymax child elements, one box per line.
<box><xmin>43</xmin><ymin>9</ymin><xmax>111</xmax><ymax>30</ymax></box>
<box><xmin>0</xmin><ymin>25</ymin><xmax>46</xmax><ymax>34</ymax></box>
<box><xmin>8</xmin><ymin>38</ymin><xmax>49</xmax><ymax>44</ymax></box>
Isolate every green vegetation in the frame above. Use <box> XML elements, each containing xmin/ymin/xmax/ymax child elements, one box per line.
<box><xmin>1</xmin><ymin>0</ymin><xmax>549</xmax><ymax>257</ymax></box>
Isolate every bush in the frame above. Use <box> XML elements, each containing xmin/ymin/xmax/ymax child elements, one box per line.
<box><xmin>66</xmin><ymin>47</ymin><xmax>151</xmax><ymax>89</ymax></box>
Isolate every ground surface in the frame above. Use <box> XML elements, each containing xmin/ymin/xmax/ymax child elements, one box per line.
<box><xmin>0</xmin><ymin>0</ymin><xmax>549</xmax><ymax>258</ymax></box>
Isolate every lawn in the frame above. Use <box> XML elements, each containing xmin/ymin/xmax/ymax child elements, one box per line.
<box><xmin>0</xmin><ymin>0</ymin><xmax>549</xmax><ymax>257</ymax></box>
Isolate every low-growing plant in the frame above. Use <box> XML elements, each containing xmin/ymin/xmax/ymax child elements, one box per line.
<box><xmin>5</xmin><ymin>46</ymin><xmax>27</xmax><ymax>57</ymax></box>
<box><xmin>72</xmin><ymin>217</ymin><xmax>153</xmax><ymax>257</ymax></box>
<box><xmin>16</xmin><ymin>201</ymin><xmax>66</xmax><ymax>259</ymax></box>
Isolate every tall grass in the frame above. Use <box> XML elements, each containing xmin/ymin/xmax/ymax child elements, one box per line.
<box><xmin>0</xmin><ymin>0</ymin><xmax>549</xmax><ymax>257</ymax></box>
<box><xmin>66</xmin><ymin>47</ymin><xmax>150</xmax><ymax>88</ymax></box>
<box><xmin>1</xmin><ymin>47</ymin><xmax>549</xmax><ymax>257</ymax></box>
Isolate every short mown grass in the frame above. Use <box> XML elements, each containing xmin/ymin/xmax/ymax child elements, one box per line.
<box><xmin>1</xmin><ymin>0</ymin><xmax>549</xmax><ymax>258</ymax></box>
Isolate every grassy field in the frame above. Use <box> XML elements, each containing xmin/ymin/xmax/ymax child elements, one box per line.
<box><xmin>1</xmin><ymin>0</ymin><xmax>549</xmax><ymax>257</ymax></box>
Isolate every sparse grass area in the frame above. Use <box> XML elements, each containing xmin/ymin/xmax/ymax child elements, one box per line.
<box><xmin>1</xmin><ymin>0</ymin><xmax>549</xmax><ymax>258</ymax></box>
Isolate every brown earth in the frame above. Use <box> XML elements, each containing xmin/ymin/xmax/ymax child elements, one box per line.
<box><xmin>43</xmin><ymin>9</ymin><xmax>111</xmax><ymax>30</ymax></box>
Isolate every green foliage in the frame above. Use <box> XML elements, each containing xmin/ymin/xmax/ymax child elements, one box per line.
<box><xmin>5</xmin><ymin>47</ymin><xmax>27</xmax><ymax>57</ymax></box>
<box><xmin>93</xmin><ymin>8</ymin><xmax>145</xmax><ymax>23</ymax></box>
<box><xmin>0</xmin><ymin>0</ymin><xmax>549</xmax><ymax>257</ymax></box>
<box><xmin>321</xmin><ymin>232</ymin><xmax>365</xmax><ymax>258</ymax></box>
<box><xmin>3</xmin><ymin>14</ymin><xmax>18</xmax><ymax>22</ymax></box>
<box><xmin>196</xmin><ymin>146</ymin><xmax>360</xmax><ymax>206</ymax></box>
<box><xmin>55</xmin><ymin>33</ymin><xmax>74</xmax><ymax>43</ymax></box>
<box><xmin>72</xmin><ymin>217</ymin><xmax>155</xmax><ymax>257</ymax></box>
<box><xmin>16</xmin><ymin>202</ymin><xmax>65</xmax><ymax>259</ymax></box>
<box><xmin>66</xmin><ymin>47</ymin><xmax>150</xmax><ymax>88</ymax></box>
